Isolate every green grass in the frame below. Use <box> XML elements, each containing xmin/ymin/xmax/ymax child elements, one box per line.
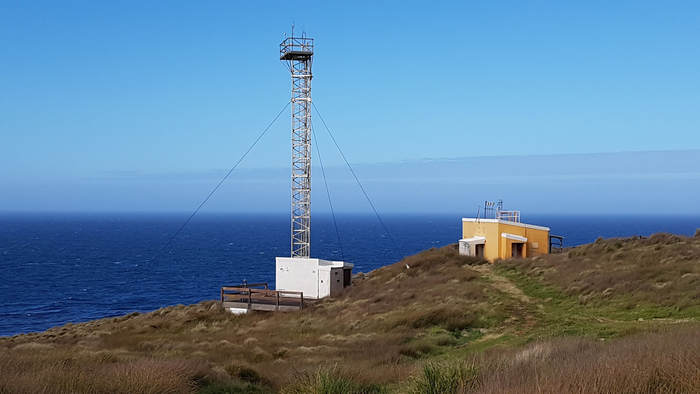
<box><xmin>494</xmin><ymin>262</ymin><xmax>698</xmax><ymax>341</ymax></box>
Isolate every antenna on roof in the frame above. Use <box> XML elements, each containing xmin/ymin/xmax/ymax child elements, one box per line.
<box><xmin>484</xmin><ymin>200</ymin><xmax>496</xmax><ymax>219</ymax></box>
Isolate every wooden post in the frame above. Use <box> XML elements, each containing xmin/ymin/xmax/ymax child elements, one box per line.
<box><xmin>300</xmin><ymin>292</ymin><xmax>303</xmax><ymax>310</ymax></box>
<box><xmin>220</xmin><ymin>287</ymin><xmax>224</xmax><ymax>313</ymax></box>
<box><xmin>276</xmin><ymin>291</ymin><xmax>280</xmax><ymax>310</ymax></box>
<box><xmin>248</xmin><ymin>289</ymin><xmax>252</xmax><ymax>309</ymax></box>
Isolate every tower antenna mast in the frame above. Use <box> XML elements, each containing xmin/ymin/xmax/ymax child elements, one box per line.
<box><xmin>275</xmin><ymin>30</ymin><xmax>353</xmax><ymax>301</ymax></box>
<box><xmin>280</xmin><ymin>29</ymin><xmax>314</xmax><ymax>258</ymax></box>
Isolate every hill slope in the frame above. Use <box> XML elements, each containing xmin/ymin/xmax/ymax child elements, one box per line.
<box><xmin>2</xmin><ymin>232</ymin><xmax>700</xmax><ymax>393</ymax></box>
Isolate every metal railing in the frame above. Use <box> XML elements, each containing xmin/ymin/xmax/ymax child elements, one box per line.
<box><xmin>280</xmin><ymin>36</ymin><xmax>314</xmax><ymax>58</ymax></box>
<box><xmin>220</xmin><ymin>283</ymin><xmax>304</xmax><ymax>312</ymax></box>
<box><xmin>497</xmin><ymin>210</ymin><xmax>521</xmax><ymax>222</ymax></box>
<box><xmin>549</xmin><ymin>235</ymin><xmax>564</xmax><ymax>253</ymax></box>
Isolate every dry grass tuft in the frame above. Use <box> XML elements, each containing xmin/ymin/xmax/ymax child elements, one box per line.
<box><xmin>401</xmin><ymin>326</ymin><xmax>700</xmax><ymax>393</ymax></box>
<box><xmin>225</xmin><ymin>363</ymin><xmax>264</xmax><ymax>384</ymax></box>
<box><xmin>409</xmin><ymin>360</ymin><xmax>480</xmax><ymax>394</ymax></box>
<box><xmin>280</xmin><ymin>365</ymin><xmax>387</xmax><ymax>394</ymax></box>
<box><xmin>469</xmin><ymin>325</ymin><xmax>700</xmax><ymax>393</ymax></box>
<box><xmin>0</xmin><ymin>351</ymin><xmax>205</xmax><ymax>394</ymax></box>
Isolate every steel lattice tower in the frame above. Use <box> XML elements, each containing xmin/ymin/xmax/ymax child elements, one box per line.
<box><xmin>280</xmin><ymin>33</ymin><xmax>313</xmax><ymax>258</ymax></box>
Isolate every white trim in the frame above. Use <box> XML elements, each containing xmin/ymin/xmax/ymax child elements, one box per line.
<box><xmin>501</xmin><ymin>233</ymin><xmax>528</xmax><ymax>242</ymax></box>
<box><xmin>319</xmin><ymin>260</ymin><xmax>354</xmax><ymax>269</ymax></box>
<box><xmin>459</xmin><ymin>236</ymin><xmax>486</xmax><ymax>244</ymax></box>
<box><xmin>462</xmin><ymin>218</ymin><xmax>550</xmax><ymax>232</ymax></box>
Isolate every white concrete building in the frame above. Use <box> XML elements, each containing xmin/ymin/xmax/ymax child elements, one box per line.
<box><xmin>276</xmin><ymin>257</ymin><xmax>354</xmax><ymax>299</ymax></box>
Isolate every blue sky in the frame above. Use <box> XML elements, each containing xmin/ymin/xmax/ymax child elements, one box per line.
<box><xmin>1</xmin><ymin>1</ymin><xmax>699</xmax><ymax>214</ymax></box>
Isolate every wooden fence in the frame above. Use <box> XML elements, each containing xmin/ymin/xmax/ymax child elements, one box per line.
<box><xmin>220</xmin><ymin>283</ymin><xmax>303</xmax><ymax>312</ymax></box>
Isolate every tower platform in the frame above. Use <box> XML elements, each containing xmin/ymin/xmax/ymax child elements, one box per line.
<box><xmin>280</xmin><ymin>50</ymin><xmax>313</xmax><ymax>61</ymax></box>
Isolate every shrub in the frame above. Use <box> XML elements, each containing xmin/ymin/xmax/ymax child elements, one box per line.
<box><xmin>225</xmin><ymin>363</ymin><xmax>262</xmax><ymax>383</ymax></box>
<box><xmin>281</xmin><ymin>365</ymin><xmax>386</xmax><ymax>394</ymax></box>
<box><xmin>409</xmin><ymin>361</ymin><xmax>480</xmax><ymax>394</ymax></box>
<box><xmin>435</xmin><ymin>334</ymin><xmax>459</xmax><ymax>347</ymax></box>
<box><xmin>387</xmin><ymin>306</ymin><xmax>477</xmax><ymax>331</ymax></box>
<box><xmin>399</xmin><ymin>340</ymin><xmax>436</xmax><ymax>358</ymax></box>
<box><xmin>198</xmin><ymin>381</ymin><xmax>271</xmax><ymax>394</ymax></box>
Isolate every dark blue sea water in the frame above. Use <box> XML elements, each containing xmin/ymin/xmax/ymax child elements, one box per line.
<box><xmin>1</xmin><ymin>213</ymin><xmax>698</xmax><ymax>337</ymax></box>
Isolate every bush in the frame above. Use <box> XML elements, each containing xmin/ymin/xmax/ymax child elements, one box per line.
<box><xmin>281</xmin><ymin>366</ymin><xmax>386</xmax><ymax>394</ymax></box>
<box><xmin>198</xmin><ymin>381</ymin><xmax>271</xmax><ymax>394</ymax></box>
<box><xmin>387</xmin><ymin>306</ymin><xmax>477</xmax><ymax>331</ymax></box>
<box><xmin>225</xmin><ymin>363</ymin><xmax>262</xmax><ymax>383</ymax></box>
<box><xmin>409</xmin><ymin>361</ymin><xmax>480</xmax><ymax>394</ymax></box>
<box><xmin>435</xmin><ymin>334</ymin><xmax>459</xmax><ymax>347</ymax></box>
<box><xmin>399</xmin><ymin>340</ymin><xmax>436</xmax><ymax>358</ymax></box>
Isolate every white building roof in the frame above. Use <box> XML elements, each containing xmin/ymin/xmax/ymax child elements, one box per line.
<box><xmin>462</xmin><ymin>218</ymin><xmax>550</xmax><ymax>232</ymax></box>
<box><xmin>319</xmin><ymin>260</ymin><xmax>354</xmax><ymax>268</ymax></box>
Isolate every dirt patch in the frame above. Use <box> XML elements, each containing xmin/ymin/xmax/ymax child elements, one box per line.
<box><xmin>472</xmin><ymin>264</ymin><xmax>533</xmax><ymax>304</ymax></box>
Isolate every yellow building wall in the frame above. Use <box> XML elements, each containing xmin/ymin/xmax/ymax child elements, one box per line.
<box><xmin>501</xmin><ymin>236</ymin><xmax>527</xmax><ymax>259</ymax></box>
<box><xmin>498</xmin><ymin>222</ymin><xmax>549</xmax><ymax>259</ymax></box>
<box><xmin>462</xmin><ymin>221</ymin><xmax>501</xmax><ymax>261</ymax></box>
<box><xmin>462</xmin><ymin>221</ymin><xmax>475</xmax><ymax>239</ymax></box>
<box><xmin>462</xmin><ymin>220</ymin><xmax>550</xmax><ymax>262</ymax></box>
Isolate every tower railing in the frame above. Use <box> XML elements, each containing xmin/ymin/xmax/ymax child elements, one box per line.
<box><xmin>280</xmin><ymin>37</ymin><xmax>314</xmax><ymax>58</ymax></box>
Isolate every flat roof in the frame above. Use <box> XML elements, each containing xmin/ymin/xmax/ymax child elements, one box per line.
<box><xmin>462</xmin><ymin>218</ymin><xmax>550</xmax><ymax>232</ymax></box>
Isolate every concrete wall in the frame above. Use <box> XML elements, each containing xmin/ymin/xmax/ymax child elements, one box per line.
<box><xmin>276</xmin><ymin>258</ymin><xmax>354</xmax><ymax>299</ymax></box>
<box><xmin>459</xmin><ymin>240</ymin><xmax>472</xmax><ymax>256</ymax></box>
<box><xmin>318</xmin><ymin>266</ymin><xmax>331</xmax><ymax>298</ymax></box>
<box><xmin>276</xmin><ymin>257</ymin><xmax>320</xmax><ymax>298</ymax></box>
<box><xmin>459</xmin><ymin>237</ymin><xmax>486</xmax><ymax>257</ymax></box>
<box><xmin>330</xmin><ymin>267</ymin><xmax>344</xmax><ymax>295</ymax></box>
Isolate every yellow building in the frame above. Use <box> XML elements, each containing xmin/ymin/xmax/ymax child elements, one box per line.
<box><xmin>460</xmin><ymin>213</ymin><xmax>550</xmax><ymax>261</ymax></box>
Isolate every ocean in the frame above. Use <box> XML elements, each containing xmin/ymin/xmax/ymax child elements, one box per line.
<box><xmin>1</xmin><ymin>213</ymin><xmax>698</xmax><ymax>337</ymax></box>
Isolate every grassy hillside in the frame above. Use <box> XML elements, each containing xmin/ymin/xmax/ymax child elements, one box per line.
<box><xmin>2</xmin><ymin>232</ymin><xmax>700</xmax><ymax>393</ymax></box>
